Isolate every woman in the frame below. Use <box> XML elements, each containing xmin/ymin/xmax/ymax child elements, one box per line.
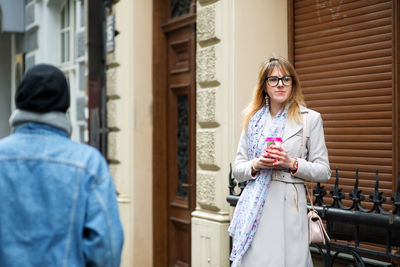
<box><xmin>229</xmin><ymin>56</ymin><xmax>331</xmax><ymax>267</ymax></box>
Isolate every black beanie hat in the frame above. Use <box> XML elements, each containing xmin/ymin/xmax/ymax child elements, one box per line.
<box><xmin>16</xmin><ymin>64</ymin><xmax>70</xmax><ymax>113</ymax></box>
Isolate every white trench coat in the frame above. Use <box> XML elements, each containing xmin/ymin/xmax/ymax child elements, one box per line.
<box><xmin>232</xmin><ymin>106</ymin><xmax>331</xmax><ymax>267</ymax></box>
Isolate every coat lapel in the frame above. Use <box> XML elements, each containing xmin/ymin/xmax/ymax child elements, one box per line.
<box><xmin>282</xmin><ymin>105</ymin><xmax>308</xmax><ymax>143</ymax></box>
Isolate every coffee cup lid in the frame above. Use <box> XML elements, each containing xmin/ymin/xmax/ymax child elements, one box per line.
<box><xmin>265</xmin><ymin>137</ymin><xmax>282</xmax><ymax>142</ymax></box>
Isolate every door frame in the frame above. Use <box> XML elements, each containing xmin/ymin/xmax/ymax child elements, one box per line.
<box><xmin>152</xmin><ymin>1</ymin><xmax>197</xmax><ymax>266</ymax></box>
<box><xmin>153</xmin><ymin>0</ymin><xmax>169</xmax><ymax>265</ymax></box>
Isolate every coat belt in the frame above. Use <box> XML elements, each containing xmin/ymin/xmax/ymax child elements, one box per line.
<box><xmin>271</xmin><ymin>170</ymin><xmax>304</xmax><ymax>212</ymax></box>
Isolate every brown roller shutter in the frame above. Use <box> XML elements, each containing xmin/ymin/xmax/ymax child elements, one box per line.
<box><xmin>291</xmin><ymin>0</ymin><xmax>399</xmax><ymax>203</ymax></box>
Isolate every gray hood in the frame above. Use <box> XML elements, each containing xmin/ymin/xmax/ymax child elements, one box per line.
<box><xmin>9</xmin><ymin>109</ymin><xmax>72</xmax><ymax>137</ymax></box>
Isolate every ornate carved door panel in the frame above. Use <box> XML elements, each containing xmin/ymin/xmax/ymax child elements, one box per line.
<box><xmin>153</xmin><ymin>1</ymin><xmax>196</xmax><ymax>266</ymax></box>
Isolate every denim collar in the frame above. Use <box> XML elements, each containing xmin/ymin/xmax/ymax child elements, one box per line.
<box><xmin>9</xmin><ymin>109</ymin><xmax>72</xmax><ymax>137</ymax></box>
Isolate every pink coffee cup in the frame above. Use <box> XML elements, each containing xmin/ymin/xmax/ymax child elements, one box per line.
<box><xmin>265</xmin><ymin>137</ymin><xmax>282</xmax><ymax>152</ymax></box>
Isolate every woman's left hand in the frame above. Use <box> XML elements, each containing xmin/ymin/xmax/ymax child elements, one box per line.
<box><xmin>267</xmin><ymin>145</ymin><xmax>295</xmax><ymax>169</ymax></box>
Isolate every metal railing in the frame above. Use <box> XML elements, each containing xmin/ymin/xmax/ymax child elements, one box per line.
<box><xmin>226</xmin><ymin>165</ymin><xmax>400</xmax><ymax>267</ymax></box>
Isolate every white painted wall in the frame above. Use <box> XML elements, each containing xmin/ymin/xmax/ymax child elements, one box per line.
<box><xmin>0</xmin><ymin>34</ymin><xmax>11</xmax><ymax>138</ymax></box>
<box><xmin>233</xmin><ymin>0</ymin><xmax>288</xmax><ymax>151</ymax></box>
<box><xmin>111</xmin><ymin>0</ymin><xmax>153</xmax><ymax>266</ymax></box>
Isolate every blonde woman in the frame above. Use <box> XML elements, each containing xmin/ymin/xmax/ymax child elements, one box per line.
<box><xmin>229</xmin><ymin>56</ymin><xmax>331</xmax><ymax>267</ymax></box>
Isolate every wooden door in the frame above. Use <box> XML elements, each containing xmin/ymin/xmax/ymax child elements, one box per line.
<box><xmin>153</xmin><ymin>1</ymin><xmax>196</xmax><ymax>266</ymax></box>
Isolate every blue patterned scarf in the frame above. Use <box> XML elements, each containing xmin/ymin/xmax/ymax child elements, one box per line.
<box><xmin>228</xmin><ymin>104</ymin><xmax>289</xmax><ymax>266</ymax></box>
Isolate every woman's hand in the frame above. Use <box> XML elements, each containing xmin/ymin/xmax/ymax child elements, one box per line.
<box><xmin>267</xmin><ymin>145</ymin><xmax>296</xmax><ymax>169</ymax></box>
<box><xmin>252</xmin><ymin>153</ymin><xmax>277</xmax><ymax>171</ymax></box>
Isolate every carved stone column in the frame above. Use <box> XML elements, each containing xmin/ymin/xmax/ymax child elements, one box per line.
<box><xmin>192</xmin><ymin>0</ymin><xmax>233</xmax><ymax>266</ymax></box>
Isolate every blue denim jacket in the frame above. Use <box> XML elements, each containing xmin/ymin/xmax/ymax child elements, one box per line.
<box><xmin>0</xmin><ymin>119</ymin><xmax>124</xmax><ymax>266</ymax></box>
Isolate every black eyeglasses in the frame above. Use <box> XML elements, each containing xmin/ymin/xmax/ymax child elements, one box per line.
<box><xmin>266</xmin><ymin>75</ymin><xmax>293</xmax><ymax>87</ymax></box>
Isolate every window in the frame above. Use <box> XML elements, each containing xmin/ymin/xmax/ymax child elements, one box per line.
<box><xmin>60</xmin><ymin>0</ymin><xmax>71</xmax><ymax>64</ymax></box>
<box><xmin>79</xmin><ymin>0</ymin><xmax>85</xmax><ymax>27</ymax></box>
<box><xmin>25</xmin><ymin>1</ymin><xmax>36</xmax><ymax>28</ymax></box>
<box><xmin>59</xmin><ymin>0</ymin><xmax>88</xmax><ymax>143</ymax></box>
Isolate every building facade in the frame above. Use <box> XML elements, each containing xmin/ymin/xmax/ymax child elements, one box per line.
<box><xmin>0</xmin><ymin>0</ymin><xmax>24</xmax><ymax>138</ymax></box>
<box><xmin>0</xmin><ymin>0</ymin><xmax>398</xmax><ymax>266</ymax></box>
<box><xmin>100</xmin><ymin>0</ymin><xmax>153</xmax><ymax>266</ymax></box>
<box><xmin>109</xmin><ymin>0</ymin><xmax>399</xmax><ymax>266</ymax></box>
<box><xmin>0</xmin><ymin>0</ymin><xmax>89</xmax><ymax>143</ymax></box>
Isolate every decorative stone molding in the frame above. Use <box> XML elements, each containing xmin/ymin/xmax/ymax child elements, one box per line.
<box><xmin>107</xmin><ymin>131</ymin><xmax>120</xmax><ymax>163</ymax></box>
<box><xmin>197</xmin><ymin>87</ymin><xmax>218</xmax><ymax>127</ymax></box>
<box><xmin>197</xmin><ymin>4</ymin><xmax>219</xmax><ymax>45</ymax></box>
<box><xmin>106</xmin><ymin>67</ymin><xmax>120</xmax><ymax>99</ymax></box>
<box><xmin>106</xmin><ymin>52</ymin><xmax>119</xmax><ymax>68</ymax></box>
<box><xmin>198</xmin><ymin>0</ymin><xmax>218</xmax><ymax>6</ymax></box>
<box><xmin>196</xmin><ymin>171</ymin><xmax>219</xmax><ymax>210</ymax></box>
<box><xmin>197</xmin><ymin>129</ymin><xmax>219</xmax><ymax>169</ymax></box>
<box><xmin>197</xmin><ymin>46</ymin><xmax>217</xmax><ymax>85</ymax></box>
<box><xmin>108</xmin><ymin>163</ymin><xmax>119</xmax><ymax>189</ymax></box>
<box><xmin>106</xmin><ymin>99</ymin><xmax>120</xmax><ymax>131</ymax></box>
<box><xmin>193</xmin><ymin>0</ymin><xmax>232</xmax><ymax>266</ymax></box>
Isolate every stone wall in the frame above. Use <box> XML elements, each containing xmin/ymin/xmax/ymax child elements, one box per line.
<box><xmin>192</xmin><ymin>0</ymin><xmax>232</xmax><ymax>266</ymax></box>
<box><xmin>193</xmin><ymin>0</ymin><xmax>289</xmax><ymax>265</ymax></box>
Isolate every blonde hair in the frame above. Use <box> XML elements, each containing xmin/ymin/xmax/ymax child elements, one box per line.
<box><xmin>243</xmin><ymin>56</ymin><xmax>306</xmax><ymax>129</ymax></box>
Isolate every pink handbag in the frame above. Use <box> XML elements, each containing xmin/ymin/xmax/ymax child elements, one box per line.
<box><xmin>301</xmin><ymin>114</ymin><xmax>330</xmax><ymax>245</ymax></box>
<box><xmin>306</xmin><ymin>187</ymin><xmax>330</xmax><ymax>245</ymax></box>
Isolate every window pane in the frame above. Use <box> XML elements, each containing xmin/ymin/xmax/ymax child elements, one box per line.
<box><xmin>61</xmin><ymin>7</ymin><xmax>65</xmax><ymax>29</ymax></box>
<box><xmin>79</xmin><ymin>125</ymin><xmax>85</xmax><ymax>143</ymax></box>
<box><xmin>61</xmin><ymin>33</ymin><xmax>65</xmax><ymax>62</ymax></box>
<box><xmin>25</xmin><ymin>55</ymin><xmax>35</xmax><ymax>71</ymax></box>
<box><xmin>66</xmin><ymin>31</ymin><xmax>70</xmax><ymax>62</ymax></box>
<box><xmin>66</xmin><ymin>0</ymin><xmax>70</xmax><ymax>27</ymax></box>
<box><xmin>171</xmin><ymin>0</ymin><xmax>191</xmax><ymax>18</ymax></box>
<box><xmin>80</xmin><ymin>0</ymin><xmax>85</xmax><ymax>27</ymax></box>
<box><xmin>76</xmin><ymin>97</ymin><xmax>86</xmax><ymax>121</ymax></box>
<box><xmin>176</xmin><ymin>94</ymin><xmax>188</xmax><ymax>198</ymax></box>
<box><xmin>79</xmin><ymin>63</ymin><xmax>85</xmax><ymax>90</ymax></box>
<box><xmin>25</xmin><ymin>4</ymin><xmax>35</xmax><ymax>26</ymax></box>
<box><xmin>76</xmin><ymin>31</ymin><xmax>85</xmax><ymax>58</ymax></box>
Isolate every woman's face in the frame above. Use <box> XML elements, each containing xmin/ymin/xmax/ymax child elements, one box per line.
<box><xmin>265</xmin><ymin>67</ymin><xmax>293</xmax><ymax>106</ymax></box>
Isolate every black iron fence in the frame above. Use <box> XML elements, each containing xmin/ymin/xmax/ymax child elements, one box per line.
<box><xmin>226</xmin><ymin>166</ymin><xmax>400</xmax><ymax>267</ymax></box>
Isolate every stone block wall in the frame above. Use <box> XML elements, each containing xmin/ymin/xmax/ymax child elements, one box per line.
<box><xmin>192</xmin><ymin>0</ymin><xmax>232</xmax><ymax>266</ymax></box>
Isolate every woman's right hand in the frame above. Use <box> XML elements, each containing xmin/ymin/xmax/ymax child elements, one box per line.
<box><xmin>252</xmin><ymin>153</ymin><xmax>277</xmax><ymax>171</ymax></box>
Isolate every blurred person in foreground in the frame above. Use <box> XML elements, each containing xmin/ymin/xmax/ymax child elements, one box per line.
<box><xmin>0</xmin><ymin>64</ymin><xmax>124</xmax><ymax>267</ymax></box>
